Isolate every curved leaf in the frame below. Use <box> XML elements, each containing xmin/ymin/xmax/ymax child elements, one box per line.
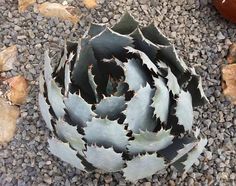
<box><xmin>85</xmin><ymin>145</ymin><xmax>124</xmax><ymax>172</ymax></box>
<box><xmin>125</xmin><ymin>46</ymin><xmax>161</xmax><ymax>75</ymax></box>
<box><xmin>88</xmin><ymin>66</ymin><xmax>99</xmax><ymax>102</ymax></box>
<box><xmin>128</xmin><ymin>129</ymin><xmax>174</xmax><ymax>154</ymax></box>
<box><xmin>84</xmin><ymin>117</ymin><xmax>129</xmax><ymax>151</ymax></box>
<box><xmin>171</xmin><ymin>141</ymin><xmax>197</xmax><ymax>164</ymax></box>
<box><xmin>130</xmin><ymin>28</ymin><xmax>159</xmax><ymax>62</ymax></box>
<box><xmin>173</xmin><ymin>138</ymin><xmax>207</xmax><ymax>172</ymax></box>
<box><xmin>94</xmin><ymin>95</ymin><xmax>126</xmax><ymax>120</ymax></box>
<box><xmin>112</xmin><ymin>12</ymin><xmax>139</xmax><ymax>35</ymax></box>
<box><xmin>166</xmin><ymin>68</ymin><xmax>180</xmax><ymax>95</ymax></box>
<box><xmin>157</xmin><ymin>45</ymin><xmax>188</xmax><ymax>77</ymax></box>
<box><xmin>71</xmin><ymin>39</ymin><xmax>99</xmax><ymax>102</ymax></box>
<box><xmin>124</xmin><ymin>84</ymin><xmax>156</xmax><ymax>133</ymax></box>
<box><xmin>47</xmin><ymin>80</ymin><xmax>65</xmax><ymax>119</ymax></box>
<box><xmin>87</xmin><ymin>23</ymin><xmax>106</xmax><ymax>38</ymax></box>
<box><xmin>55</xmin><ymin>42</ymin><xmax>68</xmax><ymax>74</ymax></box>
<box><xmin>48</xmin><ymin>138</ymin><xmax>85</xmax><ymax>171</ymax></box>
<box><xmin>186</xmin><ymin>68</ymin><xmax>208</xmax><ymax>107</ymax></box>
<box><xmin>141</xmin><ymin>22</ymin><xmax>170</xmax><ymax>46</ymax></box>
<box><xmin>64</xmin><ymin>53</ymin><xmax>73</xmax><ymax>96</ymax></box>
<box><xmin>38</xmin><ymin>93</ymin><xmax>53</xmax><ymax>131</ymax></box>
<box><xmin>175</xmin><ymin>90</ymin><xmax>193</xmax><ymax>131</ymax></box>
<box><xmin>44</xmin><ymin>51</ymin><xmax>65</xmax><ymax>119</ymax></box>
<box><xmin>158</xmin><ymin>136</ymin><xmax>196</xmax><ymax>162</ymax></box>
<box><xmin>151</xmin><ymin>77</ymin><xmax>169</xmax><ymax>123</ymax></box>
<box><xmin>90</xmin><ymin>28</ymin><xmax>133</xmax><ymax>60</ymax></box>
<box><xmin>64</xmin><ymin>93</ymin><xmax>94</xmax><ymax>127</ymax></box>
<box><xmin>55</xmin><ymin>120</ymin><xmax>85</xmax><ymax>155</ymax></box>
<box><xmin>123</xmin><ymin>153</ymin><xmax>166</xmax><ymax>183</ymax></box>
<box><xmin>124</xmin><ymin>58</ymin><xmax>148</xmax><ymax>92</ymax></box>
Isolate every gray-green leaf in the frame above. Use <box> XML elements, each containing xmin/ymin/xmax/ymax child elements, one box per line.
<box><xmin>123</xmin><ymin>153</ymin><xmax>166</xmax><ymax>183</ymax></box>
<box><xmin>85</xmin><ymin>145</ymin><xmax>124</xmax><ymax>172</ymax></box>
<box><xmin>157</xmin><ymin>45</ymin><xmax>188</xmax><ymax>77</ymax></box>
<box><xmin>64</xmin><ymin>93</ymin><xmax>95</xmax><ymax>127</ymax></box>
<box><xmin>84</xmin><ymin>117</ymin><xmax>129</xmax><ymax>151</ymax></box>
<box><xmin>186</xmin><ymin>68</ymin><xmax>208</xmax><ymax>107</ymax></box>
<box><xmin>48</xmin><ymin>138</ymin><xmax>85</xmax><ymax>171</ymax></box>
<box><xmin>166</xmin><ymin>68</ymin><xmax>180</xmax><ymax>95</ymax></box>
<box><xmin>124</xmin><ymin>58</ymin><xmax>148</xmax><ymax>92</ymax></box>
<box><xmin>124</xmin><ymin>84</ymin><xmax>156</xmax><ymax>133</ymax></box>
<box><xmin>151</xmin><ymin>77</ymin><xmax>170</xmax><ymax>123</ymax></box>
<box><xmin>44</xmin><ymin>51</ymin><xmax>65</xmax><ymax>119</ymax></box>
<box><xmin>141</xmin><ymin>22</ymin><xmax>170</xmax><ymax>46</ymax></box>
<box><xmin>175</xmin><ymin>90</ymin><xmax>193</xmax><ymax>131</ymax></box>
<box><xmin>128</xmin><ymin>129</ymin><xmax>174</xmax><ymax>154</ymax></box>
<box><xmin>87</xmin><ymin>23</ymin><xmax>106</xmax><ymax>38</ymax></box>
<box><xmin>173</xmin><ymin>138</ymin><xmax>207</xmax><ymax>172</ymax></box>
<box><xmin>112</xmin><ymin>12</ymin><xmax>139</xmax><ymax>35</ymax></box>
<box><xmin>55</xmin><ymin>120</ymin><xmax>85</xmax><ymax>155</ymax></box>
<box><xmin>90</xmin><ymin>28</ymin><xmax>133</xmax><ymax>60</ymax></box>
<box><xmin>125</xmin><ymin>46</ymin><xmax>161</xmax><ymax>75</ymax></box>
<box><xmin>88</xmin><ymin>66</ymin><xmax>99</xmax><ymax>103</ymax></box>
<box><xmin>38</xmin><ymin>93</ymin><xmax>53</xmax><ymax>131</ymax></box>
<box><xmin>94</xmin><ymin>95</ymin><xmax>126</xmax><ymax>120</ymax></box>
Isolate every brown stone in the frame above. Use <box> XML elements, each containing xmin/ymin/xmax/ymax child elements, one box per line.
<box><xmin>213</xmin><ymin>0</ymin><xmax>236</xmax><ymax>24</ymax></box>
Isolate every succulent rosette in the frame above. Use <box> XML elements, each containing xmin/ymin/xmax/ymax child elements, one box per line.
<box><xmin>39</xmin><ymin>13</ymin><xmax>208</xmax><ymax>182</ymax></box>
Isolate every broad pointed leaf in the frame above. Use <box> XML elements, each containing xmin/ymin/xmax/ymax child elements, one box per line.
<box><xmin>124</xmin><ymin>58</ymin><xmax>148</xmax><ymax>92</ymax></box>
<box><xmin>90</xmin><ymin>28</ymin><xmax>133</xmax><ymax>60</ymax></box>
<box><xmin>151</xmin><ymin>78</ymin><xmax>169</xmax><ymax>123</ymax></box>
<box><xmin>158</xmin><ymin>136</ymin><xmax>196</xmax><ymax>161</ymax></box>
<box><xmin>54</xmin><ymin>42</ymin><xmax>78</xmax><ymax>85</ymax></box>
<box><xmin>141</xmin><ymin>22</ymin><xmax>170</xmax><ymax>46</ymax></box>
<box><xmin>124</xmin><ymin>84</ymin><xmax>156</xmax><ymax>133</ymax></box>
<box><xmin>48</xmin><ymin>138</ymin><xmax>85</xmax><ymax>171</ymax></box>
<box><xmin>157</xmin><ymin>45</ymin><xmax>188</xmax><ymax>77</ymax></box>
<box><xmin>186</xmin><ymin>68</ymin><xmax>208</xmax><ymax>107</ymax></box>
<box><xmin>64</xmin><ymin>53</ymin><xmax>73</xmax><ymax>96</ymax></box>
<box><xmin>175</xmin><ymin>90</ymin><xmax>193</xmax><ymax>131</ymax></box>
<box><xmin>85</xmin><ymin>145</ymin><xmax>124</xmax><ymax>172</ymax></box>
<box><xmin>64</xmin><ymin>93</ymin><xmax>94</xmax><ymax>127</ymax></box>
<box><xmin>44</xmin><ymin>51</ymin><xmax>65</xmax><ymax>119</ymax></box>
<box><xmin>125</xmin><ymin>46</ymin><xmax>161</xmax><ymax>75</ymax></box>
<box><xmin>130</xmin><ymin>28</ymin><xmax>159</xmax><ymax>62</ymax></box>
<box><xmin>123</xmin><ymin>153</ymin><xmax>166</xmax><ymax>183</ymax></box>
<box><xmin>55</xmin><ymin>120</ymin><xmax>85</xmax><ymax>155</ymax></box>
<box><xmin>112</xmin><ymin>12</ymin><xmax>139</xmax><ymax>35</ymax></box>
<box><xmin>84</xmin><ymin>118</ymin><xmax>129</xmax><ymax>151</ymax></box>
<box><xmin>173</xmin><ymin>138</ymin><xmax>207</xmax><ymax>172</ymax></box>
<box><xmin>46</xmin><ymin>80</ymin><xmax>65</xmax><ymax>119</ymax></box>
<box><xmin>55</xmin><ymin>43</ymin><xmax>68</xmax><ymax>74</ymax></box>
<box><xmin>94</xmin><ymin>95</ymin><xmax>126</xmax><ymax>120</ymax></box>
<box><xmin>171</xmin><ymin>141</ymin><xmax>197</xmax><ymax>164</ymax></box>
<box><xmin>72</xmin><ymin>39</ymin><xmax>99</xmax><ymax>102</ymax></box>
<box><xmin>128</xmin><ymin>129</ymin><xmax>174</xmax><ymax>154</ymax></box>
<box><xmin>88</xmin><ymin>66</ymin><xmax>99</xmax><ymax>102</ymax></box>
<box><xmin>38</xmin><ymin>93</ymin><xmax>53</xmax><ymax>131</ymax></box>
<box><xmin>166</xmin><ymin>68</ymin><xmax>180</xmax><ymax>95</ymax></box>
<box><xmin>87</xmin><ymin>23</ymin><xmax>106</xmax><ymax>37</ymax></box>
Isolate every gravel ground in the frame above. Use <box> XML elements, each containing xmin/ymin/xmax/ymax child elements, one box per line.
<box><xmin>0</xmin><ymin>0</ymin><xmax>236</xmax><ymax>185</ymax></box>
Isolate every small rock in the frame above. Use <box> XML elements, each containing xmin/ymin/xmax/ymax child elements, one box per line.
<box><xmin>217</xmin><ymin>32</ymin><xmax>225</xmax><ymax>40</ymax></box>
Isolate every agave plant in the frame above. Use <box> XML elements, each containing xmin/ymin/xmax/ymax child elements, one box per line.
<box><xmin>39</xmin><ymin>13</ymin><xmax>208</xmax><ymax>182</ymax></box>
